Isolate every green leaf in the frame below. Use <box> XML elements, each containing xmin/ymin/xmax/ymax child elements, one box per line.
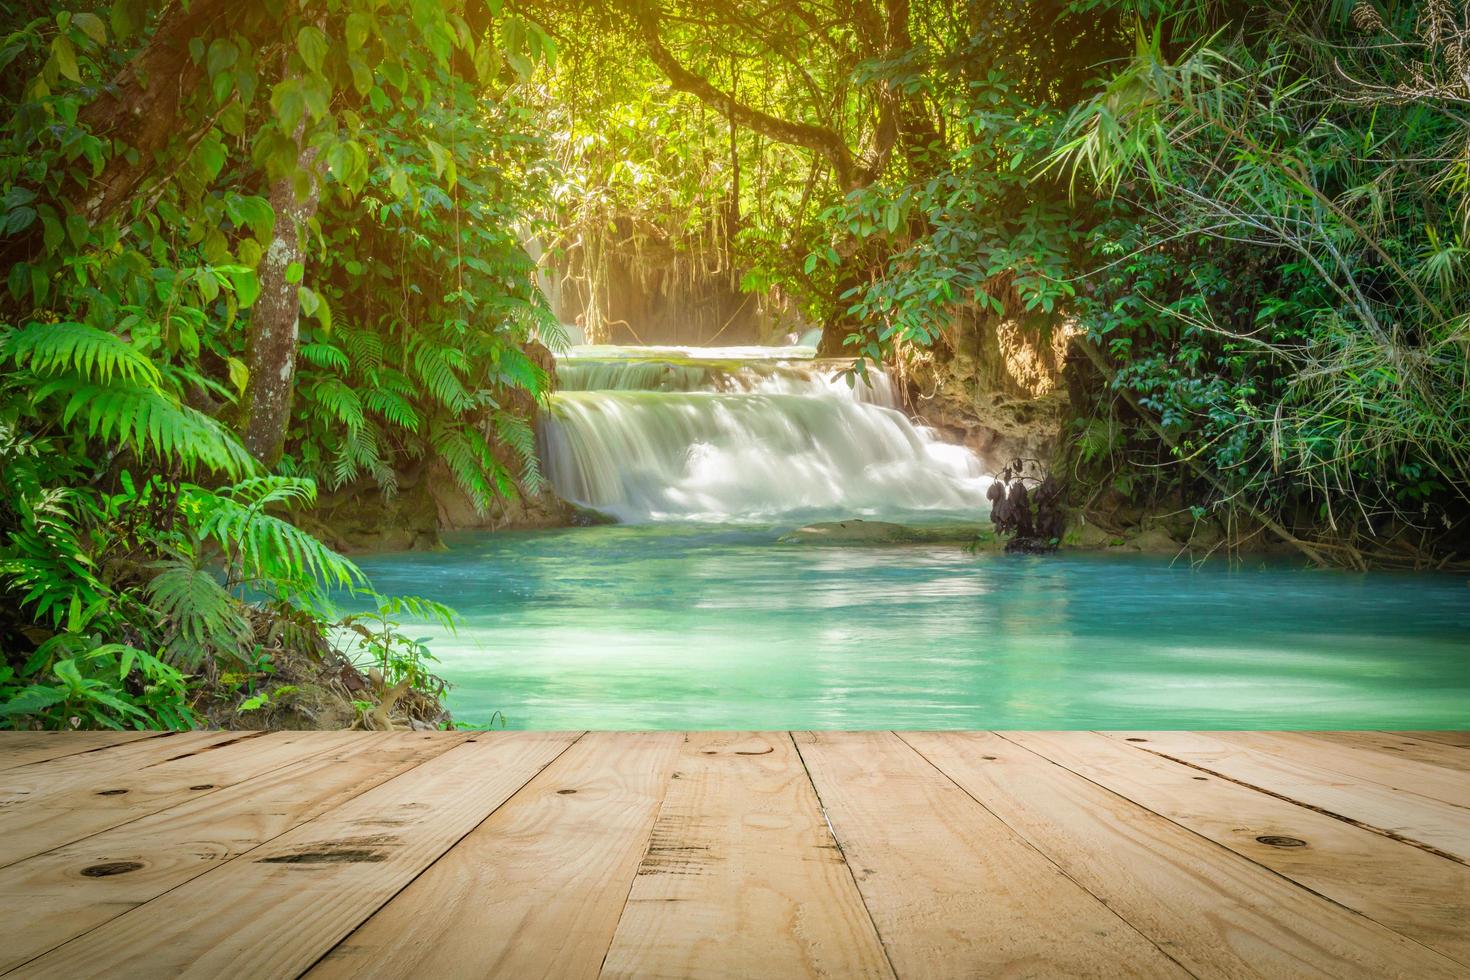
<box><xmin>345</xmin><ymin>13</ymin><xmax>371</xmax><ymax>51</ymax></box>
<box><xmin>0</xmin><ymin>685</ymin><xmax>68</xmax><ymax>716</ymax></box>
<box><xmin>227</xmin><ymin>356</ymin><xmax>249</xmax><ymax>395</ymax></box>
<box><xmin>296</xmin><ymin>26</ymin><xmax>328</xmax><ymax>74</ymax></box>
<box><xmin>212</xmin><ymin>70</ymin><xmax>234</xmax><ymax>105</ymax></box>
<box><xmin>270</xmin><ymin>80</ymin><xmax>306</xmax><ymax>133</ymax></box>
<box><xmin>285</xmin><ymin>261</ymin><xmax>303</xmax><ymax>284</ymax></box>
<box><xmin>196</xmin><ymin>136</ymin><xmax>226</xmax><ymax>181</ymax></box>
<box><xmin>231</xmin><ymin>268</ymin><xmax>260</xmax><ymax>308</ymax></box>
<box><xmin>348</xmin><ymin>58</ymin><xmax>374</xmax><ymax>95</ymax></box>
<box><xmin>301</xmin><ymin>74</ymin><xmax>331</xmax><ymax>120</ymax></box>
<box><xmin>298</xmin><ymin>285</ymin><xmax>320</xmax><ymax>317</ymax></box>
<box><xmin>65</xmin><ymin>212</ymin><xmax>88</xmax><ymax>247</ymax></box>
<box><xmin>73</xmin><ymin>12</ymin><xmax>107</xmax><ymax>44</ymax></box>
<box><xmin>110</xmin><ymin>0</ymin><xmax>147</xmax><ymax>39</ymax></box>
<box><xmin>424</xmin><ymin>139</ymin><xmax>451</xmax><ymax>179</ymax></box>
<box><xmin>51</xmin><ymin>36</ymin><xmax>80</xmax><ymax>83</ymax></box>
<box><xmin>325</xmin><ymin>139</ymin><xmax>369</xmax><ymax>194</ymax></box>
<box><xmin>53</xmin><ymin>658</ymin><xmax>84</xmax><ymax>692</ymax></box>
<box><xmin>206</xmin><ymin>38</ymin><xmax>238</xmax><ymax>78</ymax></box>
<box><xmin>41</xmin><ymin>212</ymin><xmax>63</xmax><ymax>251</ymax></box>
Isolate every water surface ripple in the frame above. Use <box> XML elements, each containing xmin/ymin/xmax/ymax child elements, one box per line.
<box><xmin>354</xmin><ymin>524</ymin><xmax>1470</xmax><ymax>730</ymax></box>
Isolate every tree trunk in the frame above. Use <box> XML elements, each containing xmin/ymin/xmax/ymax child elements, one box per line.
<box><xmin>76</xmin><ymin>0</ymin><xmax>238</xmax><ymax>223</ymax></box>
<box><xmin>0</xmin><ymin>0</ymin><xmax>251</xmax><ymax>288</ymax></box>
<box><xmin>240</xmin><ymin>141</ymin><xmax>319</xmax><ymax>467</ymax></box>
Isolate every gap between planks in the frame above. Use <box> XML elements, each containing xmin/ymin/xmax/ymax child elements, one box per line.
<box><xmin>8</xmin><ymin>732</ymin><xmax>582</xmax><ymax>980</ymax></box>
<box><xmin>4</xmin><ymin>732</ymin><xmax>1468</xmax><ymax>980</ymax></box>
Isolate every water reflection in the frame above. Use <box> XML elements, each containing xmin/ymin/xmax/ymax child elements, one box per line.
<box><xmin>351</xmin><ymin>524</ymin><xmax>1470</xmax><ymax>730</ymax></box>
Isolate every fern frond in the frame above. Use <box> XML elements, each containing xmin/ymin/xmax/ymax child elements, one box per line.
<box><xmin>145</xmin><ymin>560</ymin><xmax>250</xmax><ymax>666</ymax></box>
<box><xmin>300</xmin><ymin>343</ymin><xmax>350</xmax><ymax>373</ymax></box>
<box><xmin>184</xmin><ymin>480</ymin><xmax>365</xmax><ymax>593</ymax></box>
<box><xmin>492</xmin><ymin>345</ymin><xmax>550</xmax><ymax>396</ymax></box>
<box><xmin>3</xmin><ymin>322</ymin><xmax>160</xmax><ymax>385</ymax></box>
<box><xmin>218</xmin><ymin>475</ymin><xmax>320</xmax><ymax>509</ymax></box>
<box><xmin>492</xmin><ymin>410</ymin><xmax>541</xmax><ymax>495</ymax></box>
<box><xmin>340</xmin><ymin>327</ymin><xmax>384</xmax><ymax>371</ymax></box>
<box><xmin>36</xmin><ymin>377</ymin><xmax>256</xmax><ymax>477</ymax></box>
<box><xmin>429</xmin><ymin>420</ymin><xmax>508</xmax><ymax>514</ymax></box>
<box><xmin>0</xmin><ymin>488</ymin><xmax>111</xmax><ymax>628</ymax></box>
<box><xmin>364</xmin><ymin>387</ymin><xmax>422</xmax><ymax>432</ymax></box>
<box><xmin>412</xmin><ymin>343</ymin><xmax>473</xmax><ymax>412</ymax></box>
<box><xmin>330</xmin><ymin>422</ymin><xmax>384</xmax><ymax>489</ymax></box>
<box><xmin>309</xmin><ymin>377</ymin><xmax>366</xmax><ymax>432</ymax></box>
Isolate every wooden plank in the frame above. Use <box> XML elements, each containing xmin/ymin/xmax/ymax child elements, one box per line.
<box><xmin>1214</xmin><ymin>732</ymin><xmax>1470</xmax><ymax>808</ymax></box>
<box><xmin>0</xmin><ymin>732</ymin><xmax>166</xmax><ymax>771</ymax></box>
<box><xmin>1008</xmin><ymin>731</ymin><xmax>1470</xmax><ymax>967</ymax></box>
<box><xmin>794</xmin><ymin>730</ymin><xmax>1186</xmax><ymax>978</ymax></box>
<box><xmin>11</xmin><ymin>732</ymin><xmax>579</xmax><ymax>980</ymax></box>
<box><xmin>908</xmin><ymin>731</ymin><xmax>1470</xmax><ymax>978</ymax></box>
<box><xmin>309</xmin><ymin>731</ymin><xmax>680</xmax><ymax>980</ymax></box>
<box><xmin>1</xmin><ymin>731</ymin><xmax>254</xmax><ymax>806</ymax></box>
<box><xmin>1107</xmin><ymin>732</ymin><xmax>1470</xmax><ymax>862</ymax></box>
<box><xmin>599</xmin><ymin>732</ymin><xmax>894</xmax><ymax>980</ymax></box>
<box><xmin>1310</xmin><ymin>732</ymin><xmax>1470</xmax><ymax>773</ymax></box>
<box><xmin>0</xmin><ymin>730</ymin><xmax>364</xmax><ymax>868</ymax></box>
<box><xmin>0</xmin><ymin>731</ymin><xmax>467</xmax><ymax>974</ymax></box>
<box><xmin>1388</xmin><ymin>731</ymin><xmax>1470</xmax><ymax>749</ymax></box>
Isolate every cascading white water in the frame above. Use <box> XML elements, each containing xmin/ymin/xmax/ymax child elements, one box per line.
<box><xmin>540</xmin><ymin>345</ymin><xmax>990</xmax><ymax>523</ymax></box>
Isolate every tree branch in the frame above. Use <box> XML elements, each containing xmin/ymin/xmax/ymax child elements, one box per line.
<box><xmin>630</xmin><ymin>1</ymin><xmax>863</xmax><ymax>188</ymax></box>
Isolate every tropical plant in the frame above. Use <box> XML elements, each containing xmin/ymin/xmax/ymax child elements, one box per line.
<box><xmin>0</xmin><ymin>0</ymin><xmax>559</xmax><ymax>728</ymax></box>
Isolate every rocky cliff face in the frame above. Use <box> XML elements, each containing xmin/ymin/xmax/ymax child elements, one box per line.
<box><xmin>302</xmin><ymin>462</ymin><xmax>571</xmax><ymax>554</ymax></box>
<box><xmin>896</xmin><ymin>308</ymin><xmax>1075</xmax><ymax>472</ymax></box>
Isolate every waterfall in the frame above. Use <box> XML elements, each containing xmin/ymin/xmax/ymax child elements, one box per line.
<box><xmin>540</xmin><ymin>345</ymin><xmax>990</xmax><ymax>523</ymax></box>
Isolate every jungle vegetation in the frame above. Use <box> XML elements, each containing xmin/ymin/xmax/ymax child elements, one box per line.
<box><xmin>1</xmin><ymin>0</ymin><xmax>1466</xmax><ymax>728</ymax></box>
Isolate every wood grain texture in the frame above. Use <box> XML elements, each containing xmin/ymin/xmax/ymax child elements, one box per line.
<box><xmin>5</xmin><ymin>731</ymin><xmax>1469</xmax><ymax>980</ymax></box>
<box><xmin>0</xmin><ymin>732</ymin><xmax>165</xmax><ymax>771</ymax></box>
<box><xmin>0</xmin><ymin>730</ymin><xmax>358</xmax><ymax>868</ymax></box>
<box><xmin>0</xmin><ymin>731</ymin><xmax>466</xmax><ymax>974</ymax></box>
<box><xmin>1214</xmin><ymin>731</ymin><xmax>1470</xmax><ymax>808</ymax></box>
<box><xmin>308</xmin><ymin>731</ymin><xmax>680</xmax><ymax>980</ymax></box>
<box><xmin>795</xmin><ymin>730</ymin><xmax>1186</xmax><ymax>979</ymax></box>
<box><xmin>907</xmin><ymin>731</ymin><xmax>1469</xmax><ymax>979</ymax></box>
<box><xmin>599</xmin><ymin>732</ymin><xmax>894</xmax><ymax>980</ymax></box>
<box><xmin>11</xmin><ymin>732</ymin><xmax>578</xmax><ymax>980</ymax></box>
<box><xmin>1108</xmin><ymin>731</ymin><xmax>1470</xmax><ymax>861</ymax></box>
<box><xmin>1388</xmin><ymin>731</ymin><xmax>1470</xmax><ymax>749</ymax></box>
<box><xmin>1310</xmin><ymin>732</ymin><xmax>1470</xmax><ymax>772</ymax></box>
<box><xmin>0</xmin><ymin>731</ymin><xmax>254</xmax><ymax>807</ymax></box>
<box><xmin>1008</xmin><ymin>731</ymin><xmax>1470</xmax><ymax>967</ymax></box>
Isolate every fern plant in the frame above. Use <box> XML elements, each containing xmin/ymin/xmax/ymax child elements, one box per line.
<box><xmin>284</xmin><ymin>71</ymin><xmax>557</xmax><ymax>516</ymax></box>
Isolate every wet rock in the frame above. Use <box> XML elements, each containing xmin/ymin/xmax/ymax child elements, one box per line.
<box><xmin>898</xmin><ymin>308</ymin><xmax>1074</xmax><ymax>470</ymax></box>
<box><xmin>777</xmin><ymin>519</ymin><xmax>990</xmax><ymax>546</ymax></box>
<box><xmin>567</xmin><ymin>502</ymin><xmax>618</xmax><ymax>526</ymax></box>
<box><xmin>1004</xmin><ymin>536</ymin><xmax>1060</xmax><ymax>555</ymax></box>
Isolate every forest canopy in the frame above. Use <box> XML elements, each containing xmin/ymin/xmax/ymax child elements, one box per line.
<box><xmin>1</xmin><ymin>0</ymin><xmax>1466</xmax><ymax>729</ymax></box>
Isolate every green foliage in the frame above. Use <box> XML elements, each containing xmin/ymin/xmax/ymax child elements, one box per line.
<box><xmin>337</xmin><ymin>593</ymin><xmax>456</xmax><ymax>692</ymax></box>
<box><xmin>0</xmin><ymin>635</ymin><xmax>192</xmax><ymax>730</ymax></box>
<box><xmin>545</xmin><ymin>0</ymin><xmax>1467</xmax><ymax>560</ymax></box>
<box><xmin>279</xmin><ymin>43</ymin><xmax>556</xmax><ymax>514</ymax></box>
<box><xmin>0</xmin><ymin>0</ymin><xmax>557</xmax><ymax>728</ymax></box>
<box><xmin>145</xmin><ymin>558</ymin><xmax>250</xmax><ymax>667</ymax></box>
<box><xmin>1050</xmin><ymin>5</ymin><xmax>1470</xmax><ymax>553</ymax></box>
<box><xmin>822</xmin><ymin>73</ymin><xmax>1086</xmax><ymax>366</ymax></box>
